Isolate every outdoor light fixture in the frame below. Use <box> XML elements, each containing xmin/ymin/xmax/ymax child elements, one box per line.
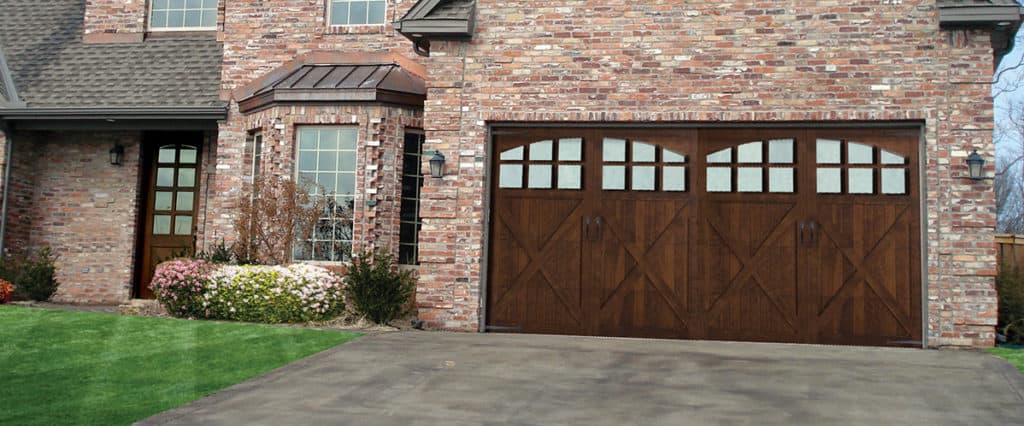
<box><xmin>966</xmin><ymin>149</ymin><xmax>985</xmax><ymax>180</ymax></box>
<box><xmin>109</xmin><ymin>144</ymin><xmax>125</xmax><ymax>166</ymax></box>
<box><xmin>429</xmin><ymin>152</ymin><xmax>446</xmax><ymax>178</ymax></box>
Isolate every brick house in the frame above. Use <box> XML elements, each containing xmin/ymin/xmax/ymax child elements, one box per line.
<box><xmin>0</xmin><ymin>0</ymin><xmax>1019</xmax><ymax>347</ymax></box>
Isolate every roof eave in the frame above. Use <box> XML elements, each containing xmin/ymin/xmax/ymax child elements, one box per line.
<box><xmin>939</xmin><ymin>5</ymin><xmax>1024</xmax><ymax>27</ymax></box>
<box><xmin>0</xmin><ymin>106</ymin><xmax>228</xmax><ymax>121</ymax></box>
<box><xmin>238</xmin><ymin>89</ymin><xmax>425</xmax><ymax>114</ymax></box>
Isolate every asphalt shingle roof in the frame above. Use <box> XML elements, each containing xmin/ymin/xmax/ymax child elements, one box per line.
<box><xmin>937</xmin><ymin>0</ymin><xmax>1020</xmax><ymax>6</ymax></box>
<box><xmin>0</xmin><ymin>0</ymin><xmax>223</xmax><ymax>109</ymax></box>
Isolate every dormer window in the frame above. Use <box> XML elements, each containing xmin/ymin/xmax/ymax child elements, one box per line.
<box><xmin>149</xmin><ymin>0</ymin><xmax>217</xmax><ymax>31</ymax></box>
<box><xmin>328</xmin><ymin>0</ymin><xmax>387</xmax><ymax>26</ymax></box>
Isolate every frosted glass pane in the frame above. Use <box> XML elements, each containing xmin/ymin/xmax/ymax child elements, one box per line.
<box><xmin>633</xmin><ymin>142</ymin><xmax>656</xmax><ymax>162</ymax></box>
<box><xmin>707</xmin><ymin>148</ymin><xmax>731</xmax><ymax>164</ymax></box>
<box><xmin>769</xmin><ymin>139</ymin><xmax>794</xmax><ymax>164</ymax></box>
<box><xmin>528</xmin><ymin>165</ymin><xmax>552</xmax><ymax>188</ymax></box>
<box><xmin>500</xmin><ymin>146</ymin><xmax>524</xmax><ymax>161</ymax></box>
<box><xmin>882</xmin><ymin>169</ymin><xmax>906</xmax><ymax>194</ymax></box>
<box><xmin>848</xmin><ymin>169</ymin><xmax>874</xmax><ymax>194</ymax></box>
<box><xmin>737</xmin><ymin>167</ymin><xmax>763</xmax><ymax>192</ymax></box>
<box><xmin>738</xmin><ymin>142</ymin><xmax>763</xmax><ymax>163</ymax></box>
<box><xmin>559</xmin><ymin>138</ymin><xmax>582</xmax><ymax>161</ymax></box>
<box><xmin>155</xmin><ymin>192</ymin><xmax>172</xmax><ymax>211</ymax></box>
<box><xmin>558</xmin><ymin>165</ymin><xmax>582</xmax><ymax>189</ymax></box>
<box><xmin>633</xmin><ymin>166</ymin><xmax>656</xmax><ymax>191</ymax></box>
<box><xmin>176</xmin><ymin>192</ymin><xmax>194</xmax><ymax>211</ymax></box>
<box><xmin>707</xmin><ymin>167</ymin><xmax>731</xmax><ymax>192</ymax></box>
<box><xmin>604</xmin><ymin>138</ymin><xmax>627</xmax><ymax>162</ymax></box>
<box><xmin>769</xmin><ymin>168</ymin><xmax>795</xmax><ymax>193</ymax></box>
<box><xmin>157</xmin><ymin>168</ymin><xmax>174</xmax><ymax>187</ymax></box>
<box><xmin>174</xmin><ymin>216</ymin><xmax>193</xmax><ymax>235</ymax></box>
<box><xmin>180</xmin><ymin>146</ymin><xmax>198</xmax><ymax>164</ymax></box>
<box><xmin>663</xmin><ymin>166</ymin><xmax>687</xmax><ymax>191</ymax></box>
<box><xmin>499</xmin><ymin>165</ymin><xmax>523</xmax><ymax>188</ymax></box>
<box><xmin>881</xmin><ymin>150</ymin><xmax>906</xmax><ymax>165</ymax></box>
<box><xmin>663</xmin><ymin>149</ymin><xmax>687</xmax><ymax>163</ymax></box>
<box><xmin>158</xmin><ymin>146</ymin><xmax>176</xmax><ymax>163</ymax></box>
<box><xmin>603</xmin><ymin>165</ymin><xmax>626</xmax><ymax>190</ymax></box>
<box><xmin>817</xmin><ymin>139</ymin><xmax>841</xmax><ymax>164</ymax></box>
<box><xmin>848</xmin><ymin>143</ymin><xmax>873</xmax><ymax>164</ymax></box>
<box><xmin>153</xmin><ymin>215</ymin><xmax>171</xmax><ymax>235</ymax></box>
<box><xmin>178</xmin><ymin>168</ymin><xmax>195</xmax><ymax>187</ymax></box>
<box><xmin>530</xmin><ymin>140</ymin><xmax>553</xmax><ymax>161</ymax></box>
<box><xmin>817</xmin><ymin>168</ymin><xmax>841</xmax><ymax>193</ymax></box>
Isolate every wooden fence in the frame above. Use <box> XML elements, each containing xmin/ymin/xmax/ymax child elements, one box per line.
<box><xmin>997</xmin><ymin>234</ymin><xmax>1024</xmax><ymax>271</ymax></box>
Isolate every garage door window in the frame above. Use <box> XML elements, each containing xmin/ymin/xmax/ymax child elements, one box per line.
<box><xmin>816</xmin><ymin>139</ymin><xmax>908</xmax><ymax>195</ymax></box>
<box><xmin>602</xmin><ymin>138</ymin><xmax>688</xmax><ymax>192</ymax></box>
<box><xmin>499</xmin><ymin>138</ymin><xmax>584</xmax><ymax>190</ymax></box>
<box><xmin>706</xmin><ymin>139</ymin><xmax>795</xmax><ymax>193</ymax></box>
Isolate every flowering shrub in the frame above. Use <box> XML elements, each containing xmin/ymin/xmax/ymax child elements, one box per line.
<box><xmin>150</xmin><ymin>259</ymin><xmax>212</xmax><ymax>318</ymax></box>
<box><xmin>203</xmin><ymin>264</ymin><xmax>345</xmax><ymax>323</ymax></box>
<box><xmin>0</xmin><ymin>279</ymin><xmax>13</xmax><ymax>304</ymax></box>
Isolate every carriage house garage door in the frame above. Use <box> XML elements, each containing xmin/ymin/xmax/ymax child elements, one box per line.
<box><xmin>486</xmin><ymin>127</ymin><xmax>922</xmax><ymax>347</ymax></box>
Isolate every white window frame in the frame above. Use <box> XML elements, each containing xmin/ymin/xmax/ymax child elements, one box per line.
<box><xmin>326</xmin><ymin>0</ymin><xmax>389</xmax><ymax>27</ymax></box>
<box><xmin>148</xmin><ymin>0</ymin><xmax>219</xmax><ymax>32</ymax></box>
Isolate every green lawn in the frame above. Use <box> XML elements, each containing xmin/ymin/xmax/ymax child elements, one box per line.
<box><xmin>990</xmin><ymin>346</ymin><xmax>1024</xmax><ymax>373</ymax></box>
<box><xmin>0</xmin><ymin>305</ymin><xmax>360</xmax><ymax>425</ymax></box>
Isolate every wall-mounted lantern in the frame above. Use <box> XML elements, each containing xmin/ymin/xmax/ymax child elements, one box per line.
<box><xmin>966</xmin><ymin>150</ymin><xmax>985</xmax><ymax>180</ymax></box>
<box><xmin>429</xmin><ymin>152</ymin><xmax>446</xmax><ymax>178</ymax></box>
<box><xmin>109</xmin><ymin>144</ymin><xmax>125</xmax><ymax>166</ymax></box>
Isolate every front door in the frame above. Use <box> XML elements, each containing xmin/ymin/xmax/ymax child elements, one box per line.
<box><xmin>136</xmin><ymin>133</ymin><xmax>202</xmax><ymax>298</ymax></box>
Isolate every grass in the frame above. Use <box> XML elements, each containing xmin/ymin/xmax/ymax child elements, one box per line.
<box><xmin>0</xmin><ymin>305</ymin><xmax>360</xmax><ymax>425</ymax></box>
<box><xmin>990</xmin><ymin>346</ymin><xmax>1024</xmax><ymax>373</ymax></box>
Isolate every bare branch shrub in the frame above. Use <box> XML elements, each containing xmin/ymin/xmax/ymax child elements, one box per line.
<box><xmin>233</xmin><ymin>175</ymin><xmax>325</xmax><ymax>265</ymax></box>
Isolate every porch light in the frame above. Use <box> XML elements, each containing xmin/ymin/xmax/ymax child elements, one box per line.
<box><xmin>966</xmin><ymin>150</ymin><xmax>985</xmax><ymax>180</ymax></box>
<box><xmin>429</xmin><ymin>152</ymin><xmax>446</xmax><ymax>179</ymax></box>
<box><xmin>109</xmin><ymin>144</ymin><xmax>125</xmax><ymax>166</ymax></box>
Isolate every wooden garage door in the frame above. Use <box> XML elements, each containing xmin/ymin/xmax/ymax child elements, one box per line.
<box><xmin>487</xmin><ymin>127</ymin><xmax>921</xmax><ymax>346</ymax></box>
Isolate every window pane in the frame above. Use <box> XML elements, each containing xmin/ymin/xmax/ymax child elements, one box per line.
<box><xmin>737</xmin><ymin>142</ymin><xmax>762</xmax><ymax>163</ymax></box>
<box><xmin>881</xmin><ymin>149</ymin><xmax>906</xmax><ymax>165</ymax></box>
<box><xmin>184</xmin><ymin>10</ymin><xmax>202</xmax><ymax>27</ymax></box>
<box><xmin>633</xmin><ymin>142</ymin><xmax>656</xmax><ymax>162</ymax></box>
<box><xmin>331</xmin><ymin>1</ymin><xmax>349</xmax><ymax>25</ymax></box>
<box><xmin>174</xmin><ymin>216</ymin><xmax>193</xmax><ymax>235</ymax></box>
<box><xmin>769</xmin><ymin>168</ymin><xmax>795</xmax><ymax>193</ymax></box>
<box><xmin>882</xmin><ymin>169</ymin><xmax>907</xmax><ymax>194</ymax></box>
<box><xmin>768</xmin><ymin>139</ymin><xmax>793</xmax><ymax>164</ymax></box>
<box><xmin>170</xmin><ymin>0</ymin><xmax>185</xmax><ymax>8</ymax></box>
<box><xmin>499</xmin><ymin>164</ymin><xmax>523</xmax><ymax>188</ymax></box>
<box><xmin>339</xmin><ymin>152</ymin><xmax>356</xmax><ymax>172</ymax></box>
<box><xmin>203</xmin><ymin>0</ymin><xmax>217</xmax><ymax>8</ymax></box>
<box><xmin>501</xmin><ymin>146</ymin><xmax>524</xmax><ymax>161</ymax></box>
<box><xmin>707</xmin><ymin>148</ymin><xmax>731</xmax><ymax>164</ymax></box>
<box><xmin>559</xmin><ymin>138</ymin><xmax>582</xmax><ymax>161</ymax></box>
<box><xmin>178</xmin><ymin>168</ymin><xmax>196</xmax><ymax>187</ymax></box>
<box><xmin>368</xmin><ymin>0</ymin><xmax>386</xmax><ymax>24</ymax></box>
<box><xmin>157</xmin><ymin>168</ymin><xmax>175</xmax><ymax>187</ymax></box>
<box><xmin>201</xmin><ymin>9</ymin><xmax>217</xmax><ymax>27</ymax></box>
<box><xmin>155</xmin><ymin>192</ymin><xmax>173</xmax><ymax>211</ymax></box>
<box><xmin>293</xmin><ymin>241</ymin><xmax>313</xmax><ymax>261</ymax></box>
<box><xmin>663</xmin><ymin>149</ymin><xmax>687</xmax><ymax>163</ymax></box>
<box><xmin>180</xmin><ymin>146</ymin><xmax>198</xmax><ymax>164</ymax></box>
<box><xmin>816</xmin><ymin>139</ymin><xmax>841</xmax><ymax>164</ymax></box>
<box><xmin>339</xmin><ymin>128</ymin><xmax>358</xmax><ymax>149</ymax></box>
<box><xmin>186</xmin><ymin>0</ymin><xmax>202</xmax><ymax>8</ymax></box>
<box><xmin>737</xmin><ymin>167</ymin><xmax>763</xmax><ymax>192</ymax></box>
<box><xmin>167</xmin><ymin>10</ymin><xmax>185</xmax><ymax>27</ymax></box>
<box><xmin>319</xmin><ymin>129</ymin><xmax>339</xmax><ymax>150</ymax></box>
<box><xmin>176</xmin><ymin>192</ymin><xmax>194</xmax><ymax>211</ymax></box>
<box><xmin>848</xmin><ymin>143</ymin><xmax>873</xmax><ymax>165</ymax></box>
<box><xmin>318</xmin><ymin>173</ymin><xmax>338</xmax><ymax>193</ymax></box>
<box><xmin>663</xmin><ymin>166</ymin><xmax>686</xmax><ymax>191</ymax></box>
<box><xmin>557</xmin><ymin>165</ymin><xmax>582</xmax><ymax>189</ymax></box>
<box><xmin>848</xmin><ymin>169</ymin><xmax>874</xmax><ymax>194</ymax></box>
<box><xmin>530</xmin><ymin>140</ymin><xmax>553</xmax><ymax>161</ymax></box>
<box><xmin>632</xmin><ymin>166</ymin><xmax>656</xmax><ymax>191</ymax></box>
<box><xmin>707</xmin><ymin>167</ymin><xmax>732</xmax><ymax>192</ymax></box>
<box><xmin>528</xmin><ymin>165</ymin><xmax>552</xmax><ymax>189</ymax></box>
<box><xmin>154</xmin><ymin>0</ymin><xmax>169</xmax><ymax>9</ymax></box>
<box><xmin>299</xmin><ymin>152</ymin><xmax>317</xmax><ymax>171</ymax></box>
<box><xmin>151</xmin><ymin>11</ymin><xmax>168</xmax><ymax>27</ymax></box>
<box><xmin>153</xmin><ymin>215</ymin><xmax>172</xmax><ymax>235</ymax></box>
<box><xmin>299</xmin><ymin>128</ymin><xmax>318</xmax><ymax>149</ymax></box>
<box><xmin>318</xmin><ymin>151</ymin><xmax>338</xmax><ymax>171</ymax></box>
<box><xmin>158</xmin><ymin>146</ymin><xmax>176</xmax><ymax>163</ymax></box>
<box><xmin>603</xmin><ymin>138</ymin><xmax>626</xmax><ymax>162</ymax></box>
<box><xmin>602</xmin><ymin>165</ymin><xmax>626</xmax><ymax>190</ymax></box>
<box><xmin>349</xmin><ymin>1</ymin><xmax>368</xmax><ymax>25</ymax></box>
<box><xmin>816</xmin><ymin>168</ymin><xmax>841</xmax><ymax>193</ymax></box>
<box><xmin>338</xmin><ymin>173</ymin><xmax>355</xmax><ymax>195</ymax></box>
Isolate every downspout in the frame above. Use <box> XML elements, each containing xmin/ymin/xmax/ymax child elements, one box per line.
<box><xmin>0</xmin><ymin>121</ymin><xmax>13</xmax><ymax>257</ymax></box>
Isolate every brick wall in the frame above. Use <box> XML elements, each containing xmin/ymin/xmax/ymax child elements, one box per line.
<box><xmin>3</xmin><ymin>131</ymin><xmax>142</xmax><ymax>304</ymax></box>
<box><xmin>82</xmin><ymin>0</ymin><xmax>226</xmax><ymax>42</ymax></box>
<box><xmin>412</xmin><ymin>1</ymin><xmax>999</xmax><ymax>346</ymax></box>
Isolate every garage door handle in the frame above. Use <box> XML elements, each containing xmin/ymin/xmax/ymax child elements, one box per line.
<box><xmin>809</xmin><ymin>221</ymin><xmax>817</xmax><ymax>244</ymax></box>
<box><xmin>584</xmin><ymin>217</ymin><xmax>591</xmax><ymax>240</ymax></box>
<box><xmin>799</xmin><ymin>222</ymin><xmax>807</xmax><ymax>244</ymax></box>
<box><xmin>595</xmin><ymin>217</ymin><xmax>602</xmax><ymax>240</ymax></box>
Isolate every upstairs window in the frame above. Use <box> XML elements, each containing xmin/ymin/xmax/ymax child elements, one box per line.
<box><xmin>328</xmin><ymin>0</ymin><xmax>387</xmax><ymax>26</ymax></box>
<box><xmin>150</xmin><ymin>0</ymin><xmax>218</xmax><ymax>30</ymax></box>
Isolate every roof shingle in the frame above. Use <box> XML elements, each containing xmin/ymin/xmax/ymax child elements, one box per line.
<box><xmin>0</xmin><ymin>0</ymin><xmax>223</xmax><ymax>109</ymax></box>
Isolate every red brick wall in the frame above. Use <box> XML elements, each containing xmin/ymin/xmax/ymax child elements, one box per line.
<box><xmin>82</xmin><ymin>0</ymin><xmax>226</xmax><ymax>42</ymax></box>
<box><xmin>3</xmin><ymin>131</ymin><xmax>142</xmax><ymax>304</ymax></box>
<box><xmin>413</xmin><ymin>1</ymin><xmax>998</xmax><ymax>346</ymax></box>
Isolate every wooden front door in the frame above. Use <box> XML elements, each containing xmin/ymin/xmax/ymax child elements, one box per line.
<box><xmin>136</xmin><ymin>134</ymin><xmax>203</xmax><ymax>298</ymax></box>
<box><xmin>487</xmin><ymin>127</ymin><xmax>921</xmax><ymax>346</ymax></box>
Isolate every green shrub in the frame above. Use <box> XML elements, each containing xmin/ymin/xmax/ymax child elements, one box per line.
<box><xmin>195</xmin><ymin>239</ymin><xmax>236</xmax><ymax>264</ymax></box>
<box><xmin>344</xmin><ymin>250</ymin><xmax>416</xmax><ymax>325</ymax></box>
<box><xmin>0</xmin><ymin>248</ymin><xmax>59</xmax><ymax>301</ymax></box>
<box><xmin>204</xmin><ymin>264</ymin><xmax>345</xmax><ymax>323</ymax></box>
<box><xmin>998</xmin><ymin>266</ymin><xmax>1024</xmax><ymax>344</ymax></box>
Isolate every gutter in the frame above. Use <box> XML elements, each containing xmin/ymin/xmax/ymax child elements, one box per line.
<box><xmin>0</xmin><ymin>121</ymin><xmax>12</xmax><ymax>258</ymax></box>
<box><xmin>0</xmin><ymin>106</ymin><xmax>228</xmax><ymax>121</ymax></box>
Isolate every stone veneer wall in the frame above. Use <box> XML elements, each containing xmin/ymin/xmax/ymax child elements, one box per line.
<box><xmin>3</xmin><ymin>131</ymin><xmax>143</xmax><ymax>303</ymax></box>
<box><xmin>414</xmin><ymin>1</ymin><xmax>998</xmax><ymax>347</ymax></box>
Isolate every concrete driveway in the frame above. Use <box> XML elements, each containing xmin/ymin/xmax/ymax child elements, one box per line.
<box><xmin>139</xmin><ymin>332</ymin><xmax>1024</xmax><ymax>425</ymax></box>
